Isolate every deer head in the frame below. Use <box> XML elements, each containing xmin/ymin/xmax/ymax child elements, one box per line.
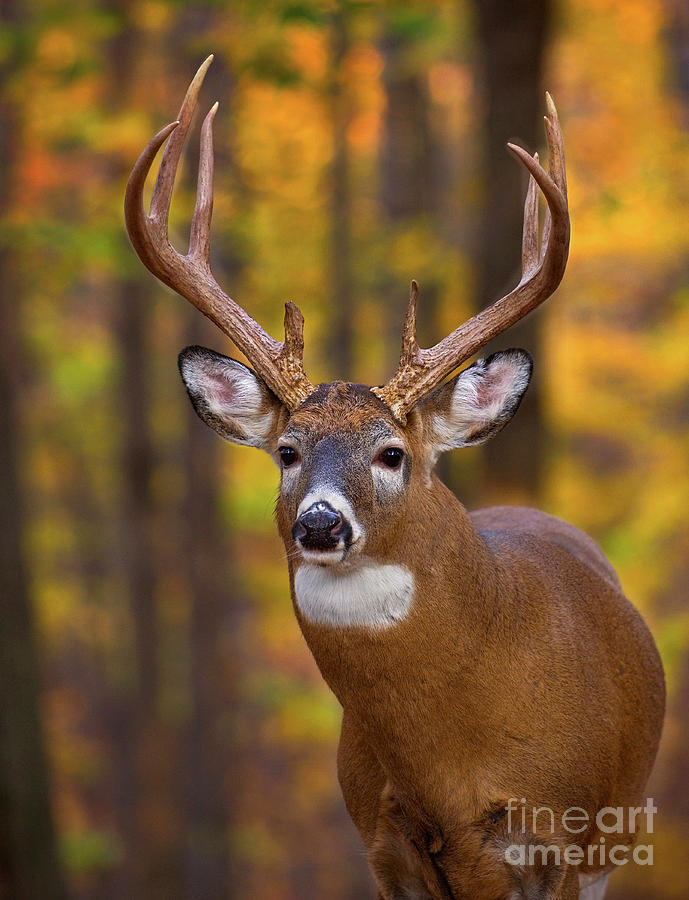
<box><xmin>125</xmin><ymin>56</ymin><xmax>569</xmax><ymax>575</ymax></box>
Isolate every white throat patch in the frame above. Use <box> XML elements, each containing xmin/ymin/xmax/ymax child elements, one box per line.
<box><xmin>294</xmin><ymin>561</ymin><xmax>414</xmax><ymax>628</ymax></box>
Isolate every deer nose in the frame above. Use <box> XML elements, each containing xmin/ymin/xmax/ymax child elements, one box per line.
<box><xmin>292</xmin><ymin>503</ymin><xmax>345</xmax><ymax>550</ymax></box>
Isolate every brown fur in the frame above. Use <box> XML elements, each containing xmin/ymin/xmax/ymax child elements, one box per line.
<box><xmin>271</xmin><ymin>387</ymin><xmax>665</xmax><ymax>900</ymax></box>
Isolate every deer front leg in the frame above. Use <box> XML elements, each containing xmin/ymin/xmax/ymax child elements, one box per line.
<box><xmin>369</xmin><ymin>820</ymin><xmax>434</xmax><ymax>900</ymax></box>
<box><xmin>338</xmin><ymin>719</ymin><xmax>437</xmax><ymax>899</ymax></box>
<box><xmin>369</xmin><ymin>785</ymin><xmax>452</xmax><ymax>900</ymax></box>
<box><xmin>558</xmin><ymin>864</ymin><xmax>580</xmax><ymax>899</ymax></box>
<box><xmin>336</xmin><ymin>713</ymin><xmax>386</xmax><ymax>845</ymax></box>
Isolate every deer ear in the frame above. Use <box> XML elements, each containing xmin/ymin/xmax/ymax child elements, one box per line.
<box><xmin>420</xmin><ymin>349</ymin><xmax>533</xmax><ymax>453</ymax></box>
<box><xmin>178</xmin><ymin>346</ymin><xmax>283</xmax><ymax>451</ymax></box>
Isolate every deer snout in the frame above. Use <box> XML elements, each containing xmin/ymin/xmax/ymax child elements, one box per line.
<box><xmin>292</xmin><ymin>502</ymin><xmax>351</xmax><ymax>551</ymax></box>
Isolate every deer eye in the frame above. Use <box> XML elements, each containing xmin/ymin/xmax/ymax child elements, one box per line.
<box><xmin>376</xmin><ymin>447</ymin><xmax>404</xmax><ymax>469</ymax></box>
<box><xmin>279</xmin><ymin>446</ymin><xmax>299</xmax><ymax>467</ymax></box>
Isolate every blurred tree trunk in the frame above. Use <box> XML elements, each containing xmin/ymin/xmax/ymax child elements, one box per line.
<box><xmin>327</xmin><ymin>8</ymin><xmax>355</xmax><ymax>380</ymax></box>
<box><xmin>0</xmin><ymin>3</ymin><xmax>66</xmax><ymax>898</ymax></box>
<box><xmin>107</xmin><ymin>7</ymin><xmax>183</xmax><ymax>897</ymax></box>
<box><xmin>181</xmin><ymin>312</ymin><xmax>236</xmax><ymax>899</ymax></box>
<box><xmin>657</xmin><ymin>0</ymin><xmax>689</xmax><ymax>844</ymax></box>
<box><xmin>471</xmin><ymin>0</ymin><xmax>552</xmax><ymax>503</ymax></box>
<box><xmin>380</xmin><ymin>23</ymin><xmax>438</xmax><ymax>355</ymax></box>
<box><xmin>667</xmin><ymin>0</ymin><xmax>689</xmax><ymax>120</ymax></box>
<box><xmin>117</xmin><ymin>276</ymin><xmax>179</xmax><ymax>898</ymax></box>
<box><xmin>174</xmin><ymin>40</ymin><xmax>246</xmax><ymax>898</ymax></box>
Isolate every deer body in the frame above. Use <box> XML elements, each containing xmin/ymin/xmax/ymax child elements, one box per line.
<box><xmin>270</xmin><ymin>386</ymin><xmax>664</xmax><ymax>900</ymax></box>
<box><xmin>125</xmin><ymin>59</ymin><xmax>665</xmax><ymax>899</ymax></box>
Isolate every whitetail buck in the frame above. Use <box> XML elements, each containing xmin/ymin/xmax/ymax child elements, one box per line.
<box><xmin>125</xmin><ymin>57</ymin><xmax>665</xmax><ymax>899</ymax></box>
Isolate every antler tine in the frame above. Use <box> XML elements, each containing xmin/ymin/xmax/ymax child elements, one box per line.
<box><xmin>400</xmin><ymin>280</ymin><xmax>420</xmax><ymax>365</ymax></box>
<box><xmin>535</xmin><ymin>93</ymin><xmax>565</xmax><ymax>268</ymax></box>
<box><xmin>150</xmin><ymin>54</ymin><xmax>214</xmax><ymax>226</ymax></box>
<box><xmin>545</xmin><ymin>91</ymin><xmax>566</xmax><ymax>194</ymax></box>
<box><xmin>124</xmin><ymin>121</ymin><xmax>180</xmax><ymax>285</ymax></box>
<box><xmin>540</xmin><ymin>205</ymin><xmax>552</xmax><ymax>264</ymax></box>
<box><xmin>124</xmin><ymin>57</ymin><xmax>315</xmax><ymax>410</ymax></box>
<box><xmin>374</xmin><ymin>94</ymin><xmax>570</xmax><ymax>423</ymax></box>
<box><xmin>189</xmin><ymin>101</ymin><xmax>218</xmax><ymax>261</ymax></box>
<box><xmin>522</xmin><ymin>153</ymin><xmax>540</xmax><ymax>278</ymax></box>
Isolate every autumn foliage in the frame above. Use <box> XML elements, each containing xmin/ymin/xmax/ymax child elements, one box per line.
<box><xmin>1</xmin><ymin>1</ymin><xmax>688</xmax><ymax>898</ymax></box>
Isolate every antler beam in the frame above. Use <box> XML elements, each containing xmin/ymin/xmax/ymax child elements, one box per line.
<box><xmin>124</xmin><ymin>55</ymin><xmax>314</xmax><ymax>409</ymax></box>
<box><xmin>373</xmin><ymin>93</ymin><xmax>570</xmax><ymax>423</ymax></box>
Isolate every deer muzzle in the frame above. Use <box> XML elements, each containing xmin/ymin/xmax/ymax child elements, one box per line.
<box><xmin>292</xmin><ymin>502</ymin><xmax>353</xmax><ymax>553</ymax></box>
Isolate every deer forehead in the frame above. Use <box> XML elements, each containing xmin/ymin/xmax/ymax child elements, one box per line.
<box><xmin>280</xmin><ymin>382</ymin><xmax>407</xmax><ymax>450</ymax></box>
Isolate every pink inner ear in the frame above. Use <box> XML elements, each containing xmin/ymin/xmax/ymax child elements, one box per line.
<box><xmin>475</xmin><ymin>361</ymin><xmax>513</xmax><ymax>408</ymax></box>
<box><xmin>190</xmin><ymin>364</ymin><xmax>246</xmax><ymax>413</ymax></box>
<box><xmin>193</xmin><ymin>361</ymin><xmax>263</xmax><ymax>417</ymax></box>
<box><xmin>475</xmin><ymin>379</ymin><xmax>493</xmax><ymax>408</ymax></box>
<box><xmin>206</xmin><ymin>372</ymin><xmax>238</xmax><ymax>407</ymax></box>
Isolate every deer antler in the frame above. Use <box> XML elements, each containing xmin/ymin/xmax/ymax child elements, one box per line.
<box><xmin>373</xmin><ymin>93</ymin><xmax>570</xmax><ymax>423</ymax></box>
<box><xmin>124</xmin><ymin>55</ymin><xmax>314</xmax><ymax>410</ymax></box>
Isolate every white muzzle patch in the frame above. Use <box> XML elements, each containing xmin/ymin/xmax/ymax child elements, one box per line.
<box><xmin>294</xmin><ymin>561</ymin><xmax>414</xmax><ymax>628</ymax></box>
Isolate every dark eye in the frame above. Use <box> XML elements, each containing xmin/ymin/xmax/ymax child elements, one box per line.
<box><xmin>279</xmin><ymin>446</ymin><xmax>299</xmax><ymax>467</ymax></box>
<box><xmin>377</xmin><ymin>447</ymin><xmax>404</xmax><ymax>469</ymax></box>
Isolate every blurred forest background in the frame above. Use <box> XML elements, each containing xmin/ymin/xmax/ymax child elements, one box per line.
<box><xmin>1</xmin><ymin>0</ymin><xmax>688</xmax><ymax>898</ymax></box>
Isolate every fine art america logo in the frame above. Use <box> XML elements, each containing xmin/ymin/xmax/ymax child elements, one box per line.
<box><xmin>503</xmin><ymin>798</ymin><xmax>657</xmax><ymax>868</ymax></box>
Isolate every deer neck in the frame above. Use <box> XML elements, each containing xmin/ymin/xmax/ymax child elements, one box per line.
<box><xmin>288</xmin><ymin>476</ymin><xmax>508</xmax><ymax>764</ymax></box>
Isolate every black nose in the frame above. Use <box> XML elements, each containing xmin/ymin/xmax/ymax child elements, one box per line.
<box><xmin>292</xmin><ymin>503</ymin><xmax>346</xmax><ymax>551</ymax></box>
